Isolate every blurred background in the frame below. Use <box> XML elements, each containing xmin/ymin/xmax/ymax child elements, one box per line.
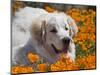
<box><xmin>12</xmin><ymin>1</ymin><xmax>96</xmax><ymax>14</ymax></box>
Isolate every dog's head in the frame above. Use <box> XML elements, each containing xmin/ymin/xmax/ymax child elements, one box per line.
<box><xmin>31</xmin><ymin>13</ymin><xmax>78</xmax><ymax>54</ymax></box>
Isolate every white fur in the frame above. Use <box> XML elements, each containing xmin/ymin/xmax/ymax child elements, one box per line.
<box><xmin>12</xmin><ymin>7</ymin><xmax>78</xmax><ymax>65</ymax></box>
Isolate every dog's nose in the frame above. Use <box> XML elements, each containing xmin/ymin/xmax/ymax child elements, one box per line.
<box><xmin>62</xmin><ymin>37</ymin><xmax>70</xmax><ymax>44</ymax></box>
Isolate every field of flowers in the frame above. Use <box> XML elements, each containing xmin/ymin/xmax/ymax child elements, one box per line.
<box><xmin>11</xmin><ymin>1</ymin><xmax>96</xmax><ymax>74</ymax></box>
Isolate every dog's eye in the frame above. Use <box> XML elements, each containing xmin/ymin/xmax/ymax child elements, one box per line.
<box><xmin>50</xmin><ymin>28</ymin><xmax>57</xmax><ymax>33</ymax></box>
<box><xmin>65</xmin><ymin>26</ymin><xmax>68</xmax><ymax>30</ymax></box>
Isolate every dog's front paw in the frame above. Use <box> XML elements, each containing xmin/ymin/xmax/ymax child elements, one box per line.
<box><xmin>66</xmin><ymin>52</ymin><xmax>75</xmax><ymax>62</ymax></box>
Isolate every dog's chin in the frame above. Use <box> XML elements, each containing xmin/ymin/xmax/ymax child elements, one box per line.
<box><xmin>51</xmin><ymin>44</ymin><xmax>69</xmax><ymax>54</ymax></box>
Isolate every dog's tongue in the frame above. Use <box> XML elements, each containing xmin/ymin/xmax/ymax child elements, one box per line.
<box><xmin>62</xmin><ymin>46</ymin><xmax>68</xmax><ymax>53</ymax></box>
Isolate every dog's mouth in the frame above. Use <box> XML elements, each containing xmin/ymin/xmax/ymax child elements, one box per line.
<box><xmin>51</xmin><ymin>44</ymin><xmax>69</xmax><ymax>54</ymax></box>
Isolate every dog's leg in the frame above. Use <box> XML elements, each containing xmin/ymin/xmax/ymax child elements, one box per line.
<box><xmin>67</xmin><ymin>42</ymin><xmax>76</xmax><ymax>62</ymax></box>
<box><xmin>12</xmin><ymin>44</ymin><xmax>30</xmax><ymax>66</ymax></box>
<box><xmin>12</xmin><ymin>44</ymin><xmax>24</xmax><ymax>65</ymax></box>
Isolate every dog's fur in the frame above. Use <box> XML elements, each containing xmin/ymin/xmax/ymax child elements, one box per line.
<box><xmin>12</xmin><ymin>7</ymin><xmax>78</xmax><ymax>66</ymax></box>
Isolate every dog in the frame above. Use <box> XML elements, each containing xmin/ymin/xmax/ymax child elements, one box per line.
<box><xmin>12</xmin><ymin>7</ymin><xmax>78</xmax><ymax>66</ymax></box>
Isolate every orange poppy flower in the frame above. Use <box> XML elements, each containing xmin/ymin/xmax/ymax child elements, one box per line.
<box><xmin>27</xmin><ymin>52</ymin><xmax>40</xmax><ymax>63</ymax></box>
<box><xmin>37</xmin><ymin>63</ymin><xmax>47</xmax><ymax>72</ymax></box>
<box><xmin>11</xmin><ymin>66</ymin><xmax>34</xmax><ymax>74</ymax></box>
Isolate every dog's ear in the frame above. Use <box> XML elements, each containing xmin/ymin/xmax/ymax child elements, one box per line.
<box><xmin>67</xmin><ymin>16</ymin><xmax>78</xmax><ymax>37</ymax></box>
<box><xmin>41</xmin><ymin>21</ymin><xmax>47</xmax><ymax>44</ymax></box>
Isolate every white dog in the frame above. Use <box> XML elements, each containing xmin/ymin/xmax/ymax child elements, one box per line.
<box><xmin>12</xmin><ymin>7</ymin><xmax>78</xmax><ymax>66</ymax></box>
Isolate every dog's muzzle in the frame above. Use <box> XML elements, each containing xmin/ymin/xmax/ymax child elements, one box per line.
<box><xmin>51</xmin><ymin>37</ymin><xmax>70</xmax><ymax>54</ymax></box>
